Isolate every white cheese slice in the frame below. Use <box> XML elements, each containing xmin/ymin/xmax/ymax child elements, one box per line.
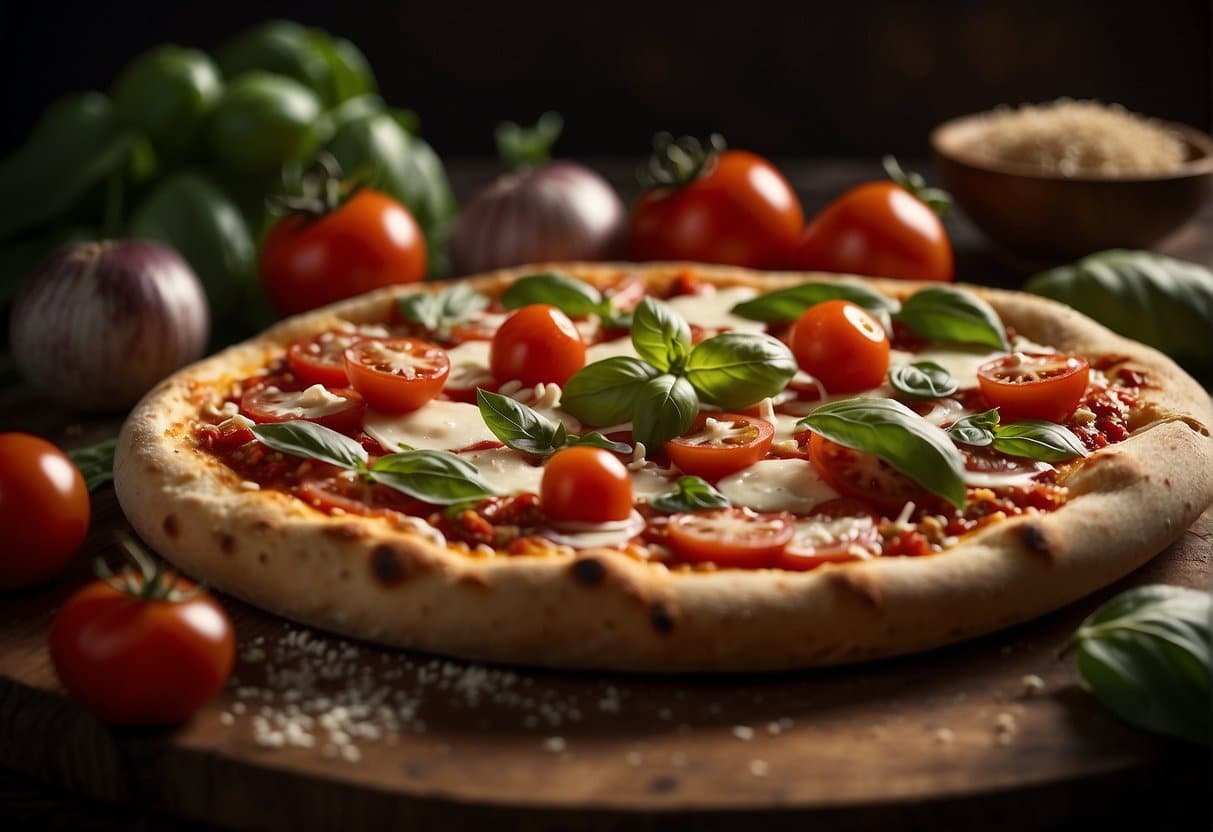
<box><xmin>630</xmin><ymin>464</ymin><xmax>679</xmax><ymax>502</ymax></box>
<box><xmin>364</xmin><ymin>400</ymin><xmax>497</xmax><ymax>452</ymax></box>
<box><xmin>444</xmin><ymin>340</ymin><xmax>493</xmax><ymax>391</ymax></box>
<box><xmin>460</xmin><ymin>447</ymin><xmax>544</xmax><ymax>494</ymax></box>
<box><xmin>963</xmin><ymin>460</ymin><xmax>1054</xmax><ymax>489</ymax></box>
<box><xmin>887</xmin><ymin>336</ymin><xmax>1052</xmax><ymax>391</ymax></box>
<box><xmin>717</xmin><ymin>459</ymin><xmax>839</xmax><ymax>514</ymax></box>
<box><xmin>541</xmin><ymin>510</ymin><xmax>646</xmax><ymax>549</ymax></box>
<box><xmin>256</xmin><ymin>385</ymin><xmax>354</xmax><ymax>419</ymax></box>
<box><xmin>663</xmin><ymin>286</ymin><xmax>766</xmax><ymax>333</ymax></box>
<box><xmin>585</xmin><ymin>337</ymin><xmax>640</xmax><ymax>363</ymax></box>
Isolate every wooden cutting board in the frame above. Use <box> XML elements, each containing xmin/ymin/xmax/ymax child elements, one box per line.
<box><xmin>0</xmin><ymin>396</ymin><xmax>1209</xmax><ymax>831</ymax></box>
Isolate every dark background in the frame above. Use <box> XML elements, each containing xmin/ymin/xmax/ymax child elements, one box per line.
<box><xmin>2</xmin><ymin>0</ymin><xmax>1210</xmax><ymax>160</ymax></box>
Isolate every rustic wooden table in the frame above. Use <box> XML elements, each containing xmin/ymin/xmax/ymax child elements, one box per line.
<box><xmin>1</xmin><ymin>159</ymin><xmax>1210</xmax><ymax>831</ymax></box>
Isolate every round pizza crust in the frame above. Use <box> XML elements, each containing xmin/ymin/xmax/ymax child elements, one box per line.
<box><xmin>114</xmin><ymin>263</ymin><xmax>1213</xmax><ymax>672</ymax></box>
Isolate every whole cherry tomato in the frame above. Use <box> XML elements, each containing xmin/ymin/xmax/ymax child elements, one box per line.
<box><xmin>541</xmin><ymin>446</ymin><xmax>633</xmax><ymax>524</ymax></box>
<box><xmin>491</xmin><ymin>304</ymin><xmax>586</xmax><ymax>387</ymax></box>
<box><xmin>345</xmin><ymin>337</ymin><xmax>450</xmax><ymax>412</ymax></box>
<box><xmin>665</xmin><ymin>413</ymin><xmax>774</xmax><ymax>481</ymax></box>
<box><xmin>667</xmin><ymin>507</ymin><xmax>794</xmax><ymax>568</ymax></box>
<box><xmin>977</xmin><ymin>353</ymin><xmax>1091</xmax><ymax>424</ymax></box>
<box><xmin>794</xmin><ymin>160</ymin><xmax>953</xmax><ymax>282</ymax></box>
<box><xmin>791</xmin><ymin>300</ymin><xmax>890</xmax><ymax>393</ymax></box>
<box><xmin>0</xmin><ymin>433</ymin><xmax>90</xmax><ymax>589</ymax></box>
<box><xmin>631</xmin><ymin>134</ymin><xmax>803</xmax><ymax>269</ymax></box>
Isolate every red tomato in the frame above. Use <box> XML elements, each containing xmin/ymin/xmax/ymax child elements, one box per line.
<box><xmin>540</xmin><ymin>446</ymin><xmax>633</xmax><ymax>523</ymax></box>
<box><xmin>794</xmin><ymin>181</ymin><xmax>953</xmax><ymax>282</ymax></box>
<box><xmin>773</xmin><ymin>498</ymin><xmax>881</xmax><ymax>571</ymax></box>
<box><xmin>345</xmin><ymin>337</ymin><xmax>450</xmax><ymax>413</ymax></box>
<box><xmin>287</xmin><ymin>331</ymin><xmax>361</xmax><ymax>387</ymax></box>
<box><xmin>810</xmin><ymin>432</ymin><xmax>926</xmax><ymax>515</ymax></box>
<box><xmin>49</xmin><ymin>572</ymin><xmax>235</xmax><ymax>724</ymax></box>
<box><xmin>977</xmin><ymin>353</ymin><xmax>1090</xmax><ymax>423</ymax></box>
<box><xmin>665</xmin><ymin>413</ymin><xmax>774</xmax><ymax>481</ymax></box>
<box><xmin>490</xmin><ymin>305</ymin><xmax>586</xmax><ymax>387</ymax></box>
<box><xmin>0</xmin><ymin>434</ymin><xmax>89</xmax><ymax>588</ymax></box>
<box><xmin>631</xmin><ymin>149</ymin><xmax>804</xmax><ymax>269</ymax></box>
<box><xmin>240</xmin><ymin>384</ymin><xmax>366</xmax><ymax>434</ymax></box>
<box><xmin>667</xmin><ymin>507</ymin><xmax>794</xmax><ymax>568</ymax></box>
<box><xmin>260</xmin><ymin>188</ymin><xmax>427</xmax><ymax>318</ymax></box>
<box><xmin>791</xmin><ymin>300</ymin><xmax>890</xmax><ymax>393</ymax></box>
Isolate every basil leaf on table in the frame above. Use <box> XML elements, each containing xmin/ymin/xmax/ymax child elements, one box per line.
<box><xmin>992</xmin><ymin>420</ymin><xmax>1087</xmax><ymax>462</ymax></box>
<box><xmin>561</xmin><ymin>357</ymin><xmax>660</xmax><ymax>426</ymax></box>
<box><xmin>899</xmin><ymin>286</ymin><xmax>1010</xmax><ymax>351</ymax></box>
<box><xmin>476</xmin><ymin>388</ymin><xmax>565</xmax><ymax>456</ymax></box>
<box><xmin>946</xmin><ymin>409</ymin><xmax>999</xmax><ymax>447</ymax></box>
<box><xmin>1066</xmin><ymin>584</ymin><xmax>1211</xmax><ymax>745</ymax></box>
<box><xmin>889</xmin><ymin>361</ymin><xmax>958</xmax><ymax>399</ymax></box>
<box><xmin>730</xmin><ymin>280</ymin><xmax>899</xmax><ymax>323</ymax></box>
<box><xmin>631</xmin><ymin>374</ymin><xmax>698</xmax><ymax>450</ymax></box>
<box><xmin>250</xmin><ymin>421</ymin><xmax>368</xmax><ymax>470</ymax></box>
<box><xmin>68</xmin><ymin>437</ymin><xmax>118</xmax><ymax>492</ymax></box>
<box><xmin>369</xmin><ymin>450</ymin><xmax>496</xmax><ymax>505</ymax></box>
<box><xmin>631</xmin><ymin>297</ymin><xmax>691</xmax><ymax>372</ymax></box>
<box><xmin>802</xmin><ymin>397</ymin><xmax>968</xmax><ymax>508</ymax></box>
<box><xmin>501</xmin><ymin>271</ymin><xmax>606</xmax><ymax>319</ymax></box>
<box><xmin>684</xmin><ymin>332</ymin><xmax>798</xmax><ymax>409</ymax></box>
<box><xmin>650</xmin><ymin>476</ymin><xmax>731</xmax><ymax>514</ymax></box>
<box><xmin>397</xmin><ymin>283</ymin><xmax>490</xmax><ymax>337</ymax></box>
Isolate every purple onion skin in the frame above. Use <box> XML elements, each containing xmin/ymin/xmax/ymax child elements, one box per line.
<box><xmin>9</xmin><ymin>240</ymin><xmax>210</xmax><ymax>412</ymax></box>
<box><xmin>450</xmin><ymin>161</ymin><xmax>627</xmax><ymax>276</ymax></box>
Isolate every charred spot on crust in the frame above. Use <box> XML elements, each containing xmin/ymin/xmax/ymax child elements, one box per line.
<box><xmin>258</xmin><ymin>552</ymin><xmax>269</xmax><ymax>564</ymax></box>
<box><xmin>827</xmin><ymin>569</ymin><xmax>883</xmax><ymax>608</ymax></box>
<box><xmin>163</xmin><ymin>514</ymin><xmax>180</xmax><ymax>538</ymax></box>
<box><xmin>571</xmin><ymin>557</ymin><xmax>606</xmax><ymax>586</ymax></box>
<box><xmin>649</xmin><ymin>775</ymin><xmax>679</xmax><ymax>794</ymax></box>
<box><xmin>323</xmin><ymin>524</ymin><xmax>363</xmax><ymax>542</ymax></box>
<box><xmin>252</xmin><ymin>520</ymin><xmax>273</xmax><ymax>534</ymax></box>
<box><xmin>371</xmin><ymin>543</ymin><xmax>410</xmax><ymax>586</ymax></box>
<box><xmin>650</xmin><ymin>600</ymin><xmax>676</xmax><ymax>634</ymax></box>
<box><xmin>1019</xmin><ymin>521</ymin><xmax>1060</xmax><ymax>559</ymax></box>
<box><xmin>217</xmin><ymin>532</ymin><xmax>236</xmax><ymax>555</ymax></box>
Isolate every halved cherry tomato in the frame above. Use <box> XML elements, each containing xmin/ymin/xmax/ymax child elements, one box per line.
<box><xmin>240</xmin><ymin>384</ymin><xmax>366</xmax><ymax>434</ymax></box>
<box><xmin>960</xmin><ymin>445</ymin><xmax>1053</xmax><ymax>489</ymax></box>
<box><xmin>794</xmin><ymin>181</ymin><xmax>953</xmax><ymax>282</ymax></box>
<box><xmin>810</xmin><ymin>432</ymin><xmax>926</xmax><ymax>515</ymax></box>
<box><xmin>977</xmin><ymin>352</ymin><xmax>1090</xmax><ymax>423</ymax></box>
<box><xmin>540</xmin><ymin>446</ymin><xmax>633</xmax><ymax>523</ymax></box>
<box><xmin>665</xmin><ymin>413</ymin><xmax>774</xmax><ymax>481</ymax></box>
<box><xmin>345</xmin><ymin>337</ymin><xmax>450</xmax><ymax>413</ymax></box>
<box><xmin>297</xmin><ymin>476</ymin><xmax>428</xmax><ymax>517</ymax></box>
<box><xmin>667</xmin><ymin>507</ymin><xmax>794</xmax><ymax>568</ymax></box>
<box><xmin>287</xmin><ymin>331</ymin><xmax>361</xmax><ymax>387</ymax></box>
<box><xmin>791</xmin><ymin>300</ymin><xmax>890</xmax><ymax>393</ymax></box>
<box><xmin>490</xmin><ymin>304</ymin><xmax>585</xmax><ymax>387</ymax></box>
<box><xmin>773</xmin><ymin>498</ymin><xmax>881</xmax><ymax>571</ymax></box>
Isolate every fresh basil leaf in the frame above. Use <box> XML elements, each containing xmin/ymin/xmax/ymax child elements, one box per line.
<box><xmin>730</xmin><ymin>281</ymin><xmax>899</xmax><ymax>323</ymax></box>
<box><xmin>1067</xmin><ymin>584</ymin><xmax>1211</xmax><ymax>745</ymax></box>
<box><xmin>684</xmin><ymin>332</ymin><xmax>798</xmax><ymax>409</ymax></box>
<box><xmin>650</xmin><ymin>476</ymin><xmax>731</xmax><ymax>514</ymax></box>
<box><xmin>631</xmin><ymin>297</ymin><xmax>691</xmax><ymax>372</ymax></box>
<box><xmin>567</xmin><ymin>431</ymin><xmax>632</xmax><ymax>455</ymax></box>
<box><xmin>992</xmin><ymin>420</ymin><xmax>1088</xmax><ymax>462</ymax></box>
<box><xmin>631</xmin><ymin>374</ymin><xmax>698</xmax><ymax>450</ymax></box>
<box><xmin>561</xmin><ymin>356</ymin><xmax>660</xmax><ymax>426</ymax></box>
<box><xmin>250</xmin><ymin>421</ymin><xmax>367</xmax><ymax>469</ymax></box>
<box><xmin>68</xmin><ymin>437</ymin><xmax>118</xmax><ymax>492</ymax></box>
<box><xmin>475</xmin><ymin>388</ymin><xmax>562</xmax><ymax>456</ymax></box>
<box><xmin>802</xmin><ymin>397</ymin><xmax>967</xmax><ymax>508</ymax></box>
<box><xmin>397</xmin><ymin>283</ymin><xmax>489</xmax><ymax>337</ymax></box>
<box><xmin>1026</xmin><ymin>250</ymin><xmax>1213</xmax><ymax>379</ymax></box>
<box><xmin>889</xmin><ymin>361</ymin><xmax>959</xmax><ymax>399</ymax></box>
<box><xmin>368</xmin><ymin>449</ymin><xmax>495</xmax><ymax>504</ymax></box>
<box><xmin>946</xmin><ymin>408</ymin><xmax>999</xmax><ymax>447</ymax></box>
<box><xmin>501</xmin><ymin>271</ymin><xmax>605</xmax><ymax>319</ymax></box>
<box><xmin>899</xmin><ymin>286</ymin><xmax>1010</xmax><ymax>350</ymax></box>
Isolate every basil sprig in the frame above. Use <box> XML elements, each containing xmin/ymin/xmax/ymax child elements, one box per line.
<box><xmin>730</xmin><ymin>280</ymin><xmax>898</xmax><ymax>325</ymax></box>
<box><xmin>945</xmin><ymin>409</ymin><xmax>1000</xmax><ymax>447</ymax></box>
<box><xmin>561</xmin><ymin>297</ymin><xmax>797</xmax><ymax>450</ymax></box>
<box><xmin>501</xmin><ymin>271</ymin><xmax>632</xmax><ymax>329</ymax></box>
<box><xmin>397</xmin><ymin>283</ymin><xmax>490</xmax><ymax>339</ymax></box>
<box><xmin>899</xmin><ymin>285</ymin><xmax>1010</xmax><ymax>350</ymax></box>
<box><xmin>888</xmin><ymin>361</ymin><xmax>958</xmax><ymax>399</ymax></box>
<box><xmin>946</xmin><ymin>409</ymin><xmax>1087</xmax><ymax>463</ymax></box>
<box><xmin>68</xmin><ymin>437</ymin><xmax>118</xmax><ymax>492</ymax></box>
<box><xmin>1065</xmin><ymin>584</ymin><xmax>1210</xmax><ymax>745</ymax></box>
<box><xmin>650</xmin><ymin>476</ymin><xmax>731</xmax><ymax>514</ymax></box>
<box><xmin>250</xmin><ymin>421</ymin><xmax>495</xmax><ymax>505</ymax></box>
<box><xmin>801</xmin><ymin>397</ymin><xmax>968</xmax><ymax>508</ymax></box>
<box><xmin>475</xmin><ymin>389</ymin><xmax>630</xmax><ymax>457</ymax></box>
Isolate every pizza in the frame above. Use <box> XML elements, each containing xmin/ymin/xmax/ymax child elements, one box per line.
<box><xmin>113</xmin><ymin>263</ymin><xmax>1213</xmax><ymax>671</ymax></box>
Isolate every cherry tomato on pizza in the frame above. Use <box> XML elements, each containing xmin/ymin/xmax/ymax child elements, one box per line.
<box><xmin>809</xmin><ymin>432</ymin><xmax>928</xmax><ymax>515</ymax></box>
<box><xmin>977</xmin><ymin>353</ymin><xmax>1090</xmax><ymax>423</ymax></box>
<box><xmin>540</xmin><ymin>446</ymin><xmax>633</xmax><ymax>524</ymax></box>
<box><xmin>630</xmin><ymin>134</ymin><xmax>804</xmax><ymax>270</ymax></box>
<box><xmin>665</xmin><ymin>413</ymin><xmax>774</xmax><ymax>481</ymax></box>
<box><xmin>490</xmin><ymin>304</ymin><xmax>586</xmax><ymax>387</ymax></box>
<box><xmin>240</xmin><ymin>384</ymin><xmax>366</xmax><ymax>434</ymax></box>
<box><xmin>773</xmin><ymin>498</ymin><xmax>881</xmax><ymax>571</ymax></box>
<box><xmin>791</xmin><ymin>300</ymin><xmax>890</xmax><ymax>393</ymax></box>
<box><xmin>344</xmin><ymin>337</ymin><xmax>450</xmax><ymax>413</ymax></box>
<box><xmin>287</xmin><ymin>331</ymin><xmax>361</xmax><ymax>387</ymax></box>
<box><xmin>667</xmin><ymin>507</ymin><xmax>794</xmax><ymax>568</ymax></box>
<box><xmin>793</xmin><ymin>159</ymin><xmax>953</xmax><ymax>282</ymax></box>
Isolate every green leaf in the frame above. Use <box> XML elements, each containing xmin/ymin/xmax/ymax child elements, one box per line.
<box><xmin>631</xmin><ymin>297</ymin><xmax>691</xmax><ymax>372</ymax></box>
<box><xmin>566</xmin><ymin>431</ymin><xmax>632</xmax><ymax>455</ymax></box>
<box><xmin>1068</xmin><ymin>585</ymin><xmax>1210</xmax><ymax>744</ymax></box>
<box><xmin>899</xmin><ymin>286</ymin><xmax>1010</xmax><ymax>350</ymax></box>
<box><xmin>684</xmin><ymin>333</ymin><xmax>798</xmax><ymax>409</ymax></box>
<box><xmin>68</xmin><ymin>437</ymin><xmax>118</xmax><ymax>492</ymax></box>
<box><xmin>946</xmin><ymin>409</ymin><xmax>999</xmax><ymax>447</ymax></box>
<box><xmin>476</xmin><ymin>388</ymin><xmax>563</xmax><ymax>457</ymax></box>
<box><xmin>250</xmin><ymin>421</ymin><xmax>367</xmax><ymax>470</ymax></box>
<box><xmin>368</xmin><ymin>450</ymin><xmax>496</xmax><ymax>505</ymax></box>
<box><xmin>631</xmin><ymin>374</ymin><xmax>698</xmax><ymax>450</ymax></box>
<box><xmin>802</xmin><ymin>397</ymin><xmax>967</xmax><ymax>508</ymax></box>
<box><xmin>992</xmin><ymin>420</ymin><xmax>1088</xmax><ymax>462</ymax></box>
<box><xmin>730</xmin><ymin>280</ymin><xmax>899</xmax><ymax>323</ymax></box>
<box><xmin>500</xmin><ymin>271</ymin><xmax>604</xmax><ymax>318</ymax></box>
<box><xmin>889</xmin><ymin>361</ymin><xmax>959</xmax><ymax>399</ymax></box>
<box><xmin>650</xmin><ymin>476</ymin><xmax>731</xmax><ymax>514</ymax></box>
<box><xmin>397</xmin><ymin>283</ymin><xmax>490</xmax><ymax>338</ymax></box>
<box><xmin>561</xmin><ymin>356</ymin><xmax>661</xmax><ymax>426</ymax></box>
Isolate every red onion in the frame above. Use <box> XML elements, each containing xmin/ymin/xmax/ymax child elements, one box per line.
<box><xmin>9</xmin><ymin>240</ymin><xmax>209</xmax><ymax>412</ymax></box>
<box><xmin>451</xmin><ymin>161</ymin><xmax>627</xmax><ymax>275</ymax></box>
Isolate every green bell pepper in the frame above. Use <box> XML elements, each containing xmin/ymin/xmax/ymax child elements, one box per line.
<box><xmin>111</xmin><ymin>45</ymin><xmax>223</xmax><ymax>161</ymax></box>
<box><xmin>206</xmin><ymin>72</ymin><xmax>323</xmax><ymax>175</ymax></box>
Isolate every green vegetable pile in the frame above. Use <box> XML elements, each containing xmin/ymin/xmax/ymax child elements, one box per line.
<box><xmin>0</xmin><ymin>20</ymin><xmax>456</xmax><ymax>348</ymax></box>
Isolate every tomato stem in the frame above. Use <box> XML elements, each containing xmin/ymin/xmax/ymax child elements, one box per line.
<box><xmin>267</xmin><ymin>153</ymin><xmax>359</xmax><ymax>219</ymax></box>
<box><xmin>638</xmin><ymin>133</ymin><xmax>727</xmax><ymax>189</ymax></box>
<box><xmin>495</xmin><ymin>112</ymin><xmax>563</xmax><ymax>170</ymax></box>
<box><xmin>882</xmin><ymin>156</ymin><xmax>952</xmax><ymax>218</ymax></box>
<box><xmin>95</xmin><ymin>533</ymin><xmax>204</xmax><ymax>602</ymax></box>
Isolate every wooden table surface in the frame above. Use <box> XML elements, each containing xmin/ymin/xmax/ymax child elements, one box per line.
<box><xmin>1</xmin><ymin>159</ymin><xmax>1211</xmax><ymax>831</ymax></box>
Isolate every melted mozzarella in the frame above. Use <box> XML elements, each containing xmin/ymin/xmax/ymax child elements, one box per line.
<box><xmin>258</xmin><ymin>385</ymin><xmax>353</xmax><ymax>419</ymax></box>
<box><xmin>630</xmin><ymin>464</ymin><xmax>679</xmax><ymax>502</ymax></box>
<box><xmin>663</xmin><ymin>286</ymin><xmax>766</xmax><ymax>333</ymax></box>
<box><xmin>541</xmin><ymin>510</ymin><xmax>646</xmax><ymax>549</ymax></box>
<box><xmin>460</xmin><ymin>447</ymin><xmax>544</xmax><ymax>494</ymax></box>
<box><xmin>717</xmin><ymin>459</ymin><xmax>839</xmax><ymax>513</ymax></box>
<box><xmin>585</xmin><ymin>337</ymin><xmax>640</xmax><ymax>363</ymax></box>
<box><xmin>444</xmin><ymin>340</ymin><xmax>493</xmax><ymax>391</ymax></box>
<box><xmin>963</xmin><ymin>460</ymin><xmax>1054</xmax><ymax>489</ymax></box>
<box><xmin>364</xmin><ymin>400</ymin><xmax>498</xmax><ymax>451</ymax></box>
<box><xmin>887</xmin><ymin>337</ymin><xmax>1053</xmax><ymax>391</ymax></box>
